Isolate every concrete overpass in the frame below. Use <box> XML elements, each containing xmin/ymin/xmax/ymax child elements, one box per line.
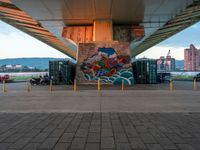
<box><xmin>1</xmin><ymin>0</ymin><xmax>200</xmax><ymax>59</ymax></box>
<box><xmin>1</xmin><ymin>0</ymin><xmax>200</xmax><ymax>85</ymax></box>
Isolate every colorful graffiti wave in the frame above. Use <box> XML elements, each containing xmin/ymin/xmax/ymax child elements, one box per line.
<box><xmin>80</xmin><ymin>47</ymin><xmax>134</xmax><ymax>85</ymax></box>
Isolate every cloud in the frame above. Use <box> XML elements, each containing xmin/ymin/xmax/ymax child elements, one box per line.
<box><xmin>135</xmin><ymin>22</ymin><xmax>200</xmax><ymax>60</ymax></box>
<box><xmin>1</xmin><ymin>20</ymin><xmax>200</xmax><ymax>60</ymax></box>
<box><xmin>0</xmin><ymin>22</ymin><xmax>67</xmax><ymax>59</ymax></box>
<box><xmin>190</xmin><ymin>22</ymin><xmax>200</xmax><ymax>29</ymax></box>
<box><xmin>191</xmin><ymin>24</ymin><xmax>198</xmax><ymax>29</ymax></box>
<box><xmin>137</xmin><ymin>45</ymin><xmax>186</xmax><ymax>60</ymax></box>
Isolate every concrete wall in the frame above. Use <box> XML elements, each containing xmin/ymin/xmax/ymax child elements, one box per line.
<box><xmin>113</xmin><ymin>25</ymin><xmax>144</xmax><ymax>42</ymax></box>
<box><xmin>62</xmin><ymin>26</ymin><xmax>93</xmax><ymax>45</ymax></box>
<box><xmin>76</xmin><ymin>42</ymin><xmax>133</xmax><ymax>85</ymax></box>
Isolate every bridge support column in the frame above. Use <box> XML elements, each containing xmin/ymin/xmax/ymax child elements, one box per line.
<box><xmin>62</xmin><ymin>21</ymin><xmax>145</xmax><ymax>85</ymax></box>
<box><xmin>93</xmin><ymin>20</ymin><xmax>113</xmax><ymax>42</ymax></box>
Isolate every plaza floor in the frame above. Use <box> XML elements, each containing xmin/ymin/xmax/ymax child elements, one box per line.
<box><xmin>0</xmin><ymin>112</ymin><xmax>200</xmax><ymax>150</ymax></box>
<box><xmin>0</xmin><ymin>82</ymin><xmax>200</xmax><ymax>149</ymax></box>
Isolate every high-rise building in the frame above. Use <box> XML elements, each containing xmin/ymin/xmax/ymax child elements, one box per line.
<box><xmin>171</xmin><ymin>58</ymin><xmax>176</xmax><ymax>71</ymax></box>
<box><xmin>157</xmin><ymin>51</ymin><xmax>176</xmax><ymax>72</ymax></box>
<box><xmin>184</xmin><ymin>44</ymin><xmax>200</xmax><ymax>71</ymax></box>
<box><xmin>157</xmin><ymin>56</ymin><xmax>165</xmax><ymax>71</ymax></box>
<box><xmin>165</xmin><ymin>56</ymin><xmax>175</xmax><ymax>71</ymax></box>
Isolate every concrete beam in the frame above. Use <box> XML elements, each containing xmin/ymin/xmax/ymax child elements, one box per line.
<box><xmin>130</xmin><ymin>0</ymin><xmax>200</xmax><ymax>57</ymax></box>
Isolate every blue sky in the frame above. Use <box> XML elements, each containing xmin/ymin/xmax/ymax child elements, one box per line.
<box><xmin>0</xmin><ymin>20</ymin><xmax>200</xmax><ymax>60</ymax></box>
<box><xmin>137</xmin><ymin>22</ymin><xmax>200</xmax><ymax>60</ymax></box>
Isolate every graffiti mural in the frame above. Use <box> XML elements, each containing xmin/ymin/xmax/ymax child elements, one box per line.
<box><xmin>79</xmin><ymin>46</ymin><xmax>133</xmax><ymax>85</ymax></box>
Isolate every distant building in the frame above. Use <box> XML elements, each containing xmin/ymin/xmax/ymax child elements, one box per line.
<box><xmin>171</xmin><ymin>58</ymin><xmax>176</xmax><ymax>71</ymax></box>
<box><xmin>14</xmin><ymin>64</ymin><xmax>22</xmax><ymax>69</ymax></box>
<box><xmin>157</xmin><ymin>56</ymin><xmax>165</xmax><ymax>71</ymax></box>
<box><xmin>5</xmin><ymin>65</ymin><xmax>12</xmax><ymax>68</ymax></box>
<box><xmin>184</xmin><ymin>44</ymin><xmax>200</xmax><ymax>71</ymax></box>
<box><xmin>157</xmin><ymin>56</ymin><xmax>176</xmax><ymax>72</ymax></box>
<box><xmin>165</xmin><ymin>56</ymin><xmax>175</xmax><ymax>71</ymax></box>
<box><xmin>28</xmin><ymin>67</ymin><xmax>34</xmax><ymax>69</ymax></box>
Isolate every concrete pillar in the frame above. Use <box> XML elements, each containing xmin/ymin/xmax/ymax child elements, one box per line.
<box><xmin>62</xmin><ymin>25</ymin><xmax>93</xmax><ymax>45</ymax></box>
<box><xmin>93</xmin><ymin>20</ymin><xmax>113</xmax><ymax>42</ymax></box>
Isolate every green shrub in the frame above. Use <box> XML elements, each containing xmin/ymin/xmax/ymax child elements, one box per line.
<box><xmin>172</xmin><ymin>75</ymin><xmax>194</xmax><ymax>81</ymax></box>
<box><xmin>10</xmin><ymin>75</ymin><xmax>39</xmax><ymax>81</ymax></box>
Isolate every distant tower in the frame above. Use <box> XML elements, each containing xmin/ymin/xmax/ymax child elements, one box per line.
<box><xmin>184</xmin><ymin>44</ymin><xmax>200</xmax><ymax>71</ymax></box>
<box><xmin>157</xmin><ymin>50</ymin><xmax>175</xmax><ymax>72</ymax></box>
<box><xmin>165</xmin><ymin>50</ymin><xmax>171</xmax><ymax>71</ymax></box>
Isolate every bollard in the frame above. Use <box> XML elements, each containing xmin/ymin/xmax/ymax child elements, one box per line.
<box><xmin>2</xmin><ymin>80</ymin><xmax>6</xmax><ymax>93</ymax></box>
<box><xmin>26</xmin><ymin>81</ymin><xmax>30</xmax><ymax>92</ymax></box>
<box><xmin>74</xmin><ymin>79</ymin><xmax>77</xmax><ymax>94</ymax></box>
<box><xmin>170</xmin><ymin>79</ymin><xmax>173</xmax><ymax>95</ymax></box>
<box><xmin>98</xmin><ymin>78</ymin><xmax>101</xmax><ymax>95</ymax></box>
<box><xmin>50</xmin><ymin>80</ymin><xmax>53</xmax><ymax>94</ymax></box>
<box><xmin>194</xmin><ymin>78</ymin><xmax>197</xmax><ymax>95</ymax></box>
<box><xmin>122</xmin><ymin>79</ymin><xmax>124</xmax><ymax>93</ymax></box>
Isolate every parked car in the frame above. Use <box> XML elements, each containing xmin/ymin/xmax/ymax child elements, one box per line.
<box><xmin>194</xmin><ymin>73</ymin><xmax>200</xmax><ymax>81</ymax></box>
<box><xmin>0</xmin><ymin>74</ymin><xmax>10</xmax><ymax>82</ymax></box>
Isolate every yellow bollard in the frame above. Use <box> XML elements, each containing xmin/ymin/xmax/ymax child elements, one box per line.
<box><xmin>50</xmin><ymin>80</ymin><xmax>53</xmax><ymax>94</ymax></box>
<box><xmin>194</xmin><ymin>78</ymin><xmax>197</xmax><ymax>95</ymax></box>
<box><xmin>2</xmin><ymin>80</ymin><xmax>6</xmax><ymax>93</ymax></box>
<box><xmin>98</xmin><ymin>78</ymin><xmax>101</xmax><ymax>95</ymax></box>
<box><xmin>74</xmin><ymin>79</ymin><xmax>77</xmax><ymax>94</ymax></box>
<box><xmin>122</xmin><ymin>79</ymin><xmax>124</xmax><ymax>92</ymax></box>
<box><xmin>170</xmin><ymin>79</ymin><xmax>173</xmax><ymax>95</ymax></box>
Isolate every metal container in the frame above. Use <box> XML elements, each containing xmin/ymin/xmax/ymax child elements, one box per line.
<box><xmin>132</xmin><ymin>59</ymin><xmax>157</xmax><ymax>84</ymax></box>
<box><xmin>49</xmin><ymin>60</ymin><xmax>76</xmax><ymax>85</ymax></box>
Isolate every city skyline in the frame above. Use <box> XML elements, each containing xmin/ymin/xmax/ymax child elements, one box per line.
<box><xmin>0</xmin><ymin>20</ymin><xmax>200</xmax><ymax>60</ymax></box>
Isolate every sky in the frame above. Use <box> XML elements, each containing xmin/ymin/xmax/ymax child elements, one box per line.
<box><xmin>0</xmin><ymin>20</ymin><xmax>200</xmax><ymax>60</ymax></box>
<box><xmin>137</xmin><ymin>22</ymin><xmax>200</xmax><ymax>60</ymax></box>
<box><xmin>0</xmin><ymin>21</ymin><xmax>67</xmax><ymax>59</ymax></box>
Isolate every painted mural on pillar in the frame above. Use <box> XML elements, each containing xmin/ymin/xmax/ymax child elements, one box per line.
<box><xmin>80</xmin><ymin>47</ymin><xmax>133</xmax><ymax>85</ymax></box>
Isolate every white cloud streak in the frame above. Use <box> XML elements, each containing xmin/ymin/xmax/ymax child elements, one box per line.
<box><xmin>0</xmin><ymin>22</ymin><xmax>67</xmax><ymax>59</ymax></box>
<box><xmin>137</xmin><ymin>46</ymin><xmax>185</xmax><ymax>60</ymax></box>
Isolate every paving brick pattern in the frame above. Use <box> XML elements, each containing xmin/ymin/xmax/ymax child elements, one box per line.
<box><xmin>0</xmin><ymin>113</ymin><xmax>200</xmax><ymax>150</ymax></box>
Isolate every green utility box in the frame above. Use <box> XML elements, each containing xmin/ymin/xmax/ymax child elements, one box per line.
<box><xmin>49</xmin><ymin>60</ymin><xmax>76</xmax><ymax>85</ymax></box>
<box><xmin>132</xmin><ymin>59</ymin><xmax>157</xmax><ymax>84</ymax></box>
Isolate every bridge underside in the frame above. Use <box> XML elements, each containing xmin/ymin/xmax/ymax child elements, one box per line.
<box><xmin>0</xmin><ymin>0</ymin><xmax>76</xmax><ymax>59</ymax></box>
<box><xmin>0</xmin><ymin>0</ymin><xmax>200</xmax><ymax>60</ymax></box>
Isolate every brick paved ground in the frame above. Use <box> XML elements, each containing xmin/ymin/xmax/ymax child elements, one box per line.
<box><xmin>0</xmin><ymin>113</ymin><xmax>200</xmax><ymax>150</ymax></box>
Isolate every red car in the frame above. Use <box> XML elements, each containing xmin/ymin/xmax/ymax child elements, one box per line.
<box><xmin>0</xmin><ymin>75</ymin><xmax>10</xmax><ymax>82</ymax></box>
